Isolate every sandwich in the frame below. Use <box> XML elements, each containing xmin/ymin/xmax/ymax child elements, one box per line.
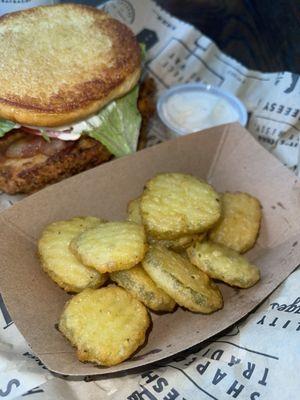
<box><xmin>0</xmin><ymin>4</ymin><xmax>152</xmax><ymax>194</ymax></box>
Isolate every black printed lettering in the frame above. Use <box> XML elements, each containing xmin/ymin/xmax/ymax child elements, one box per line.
<box><xmin>196</xmin><ymin>361</ymin><xmax>210</xmax><ymax>375</ymax></box>
<box><xmin>127</xmin><ymin>392</ymin><xmax>140</xmax><ymax>400</ymax></box>
<box><xmin>277</xmin><ymin>304</ymin><xmax>287</xmax><ymax>311</ymax></box>
<box><xmin>22</xmin><ymin>387</ymin><xmax>44</xmax><ymax>396</ymax></box>
<box><xmin>153</xmin><ymin>378</ymin><xmax>168</xmax><ymax>393</ymax></box>
<box><xmin>0</xmin><ymin>379</ymin><xmax>20</xmax><ymax>397</ymax></box>
<box><xmin>258</xmin><ymin>368</ymin><xmax>269</xmax><ymax>386</ymax></box>
<box><xmin>212</xmin><ymin>369</ymin><xmax>227</xmax><ymax>385</ymax></box>
<box><xmin>284</xmin><ymin>107</ymin><xmax>292</xmax><ymax>116</ymax></box>
<box><xmin>284</xmin><ymin>74</ymin><xmax>299</xmax><ymax>93</ymax></box>
<box><xmin>163</xmin><ymin>389</ymin><xmax>179</xmax><ymax>400</ymax></box>
<box><xmin>263</xmin><ymin>102</ymin><xmax>269</xmax><ymax>111</ymax></box>
<box><xmin>277</xmin><ymin>105</ymin><xmax>284</xmax><ymax>114</ymax></box>
<box><xmin>142</xmin><ymin>372</ymin><xmax>159</xmax><ymax>385</ymax></box>
<box><xmin>228</xmin><ymin>356</ymin><xmax>241</xmax><ymax>367</ymax></box>
<box><xmin>250</xmin><ymin>392</ymin><xmax>260</xmax><ymax>399</ymax></box>
<box><xmin>127</xmin><ymin>387</ymin><xmax>157</xmax><ymax>400</ymax></box>
<box><xmin>242</xmin><ymin>363</ymin><xmax>255</xmax><ymax>379</ymax></box>
<box><xmin>285</xmin><ymin>305</ymin><xmax>299</xmax><ymax>313</ymax></box>
<box><xmin>0</xmin><ymin>294</ymin><xmax>13</xmax><ymax>329</ymax></box>
<box><xmin>269</xmin><ymin>317</ymin><xmax>278</xmax><ymax>327</ymax></box>
<box><xmin>184</xmin><ymin>356</ymin><xmax>197</xmax><ymax>367</ymax></box>
<box><xmin>282</xmin><ymin>320</ymin><xmax>291</xmax><ymax>328</ymax></box>
<box><xmin>226</xmin><ymin>380</ymin><xmax>244</xmax><ymax>398</ymax></box>
<box><xmin>22</xmin><ymin>352</ymin><xmax>47</xmax><ymax>369</ymax></box>
<box><xmin>257</xmin><ymin>315</ymin><xmax>266</xmax><ymax>325</ymax></box>
<box><xmin>211</xmin><ymin>350</ymin><xmax>223</xmax><ymax>360</ymax></box>
<box><xmin>262</xmin><ymin>102</ymin><xmax>300</xmax><ymax>117</ymax></box>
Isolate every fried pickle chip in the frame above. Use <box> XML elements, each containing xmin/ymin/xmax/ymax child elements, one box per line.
<box><xmin>209</xmin><ymin>192</ymin><xmax>262</xmax><ymax>253</ymax></box>
<box><xmin>70</xmin><ymin>221</ymin><xmax>147</xmax><ymax>273</ymax></box>
<box><xmin>38</xmin><ymin>217</ymin><xmax>107</xmax><ymax>292</ymax></box>
<box><xmin>128</xmin><ymin>195</ymin><xmax>207</xmax><ymax>251</ymax></box>
<box><xmin>59</xmin><ymin>287</ymin><xmax>150</xmax><ymax>366</ymax></box>
<box><xmin>127</xmin><ymin>197</ymin><xmax>143</xmax><ymax>224</ymax></box>
<box><xmin>110</xmin><ymin>264</ymin><xmax>176</xmax><ymax>312</ymax></box>
<box><xmin>140</xmin><ymin>173</ymin><xmax>221</xmax><ymax>239</ymax></box>
<box><xmin>142</xmin><ymin>245</ymin><xmax>223</xmax><ymax>313</ymax></box>
<box><xmin>148</xmin><ymin>233</ymin><xmax>206</xmax><ymax>252</ymax></box>
<box><xmin>187</xmin><ymin>241</ymin><xmax>260</xmax><ymax>288</ymax></box>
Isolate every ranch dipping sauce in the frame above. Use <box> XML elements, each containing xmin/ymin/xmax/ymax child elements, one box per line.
<box><xmin>164</xmin><ymin>91</ymin><xmax>240</xmax><ymax>133</ymax></box>
<box><xmin>157</xmin><ymin>83</ymin><xmax>247</xmax><ymax>136</ymax></box>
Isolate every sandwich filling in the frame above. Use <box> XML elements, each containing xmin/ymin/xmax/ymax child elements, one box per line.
<box><xmin>0</xmin><ymin>85</ymin><xmax>141</xmax><ymax>159</ymax></box>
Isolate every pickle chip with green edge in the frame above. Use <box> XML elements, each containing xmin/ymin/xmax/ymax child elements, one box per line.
<box><xmin>187</xmin><ymin>241</ymin><xmax>260</xmax><ymax>288</ymax></box>
<box><xmin>110</xmin><ymin>264</ymin><xmax>176</xmax><ymax>312</ymax></box>
<box><xmin>142</xmin><ymin>244</ymin><xmax>223</xmax><ymax>313</ymax></box>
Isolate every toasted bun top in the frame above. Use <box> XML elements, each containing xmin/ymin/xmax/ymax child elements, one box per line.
<box><xmin>0</xmin><ymin>4</ymin><xmax>141</xmax><ymax>127</ymax></box>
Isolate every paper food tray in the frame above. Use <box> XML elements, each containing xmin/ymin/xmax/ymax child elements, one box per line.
<box><xmin>0</xmin><ymin>123</ymin><xmax>300</xmax><ymax>376</ymax></box>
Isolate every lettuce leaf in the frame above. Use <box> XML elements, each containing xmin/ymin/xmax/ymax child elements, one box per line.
<box><xmin>0</xmin><ymin>119</ymin><xmax>18</xmax><ymax>137</ymax></box>
<box><xmin>86</xmin><ymin>85</ymin><xmax>142</xmax><ymax>157</ymax></box>
<box><xmin>139</xmin><ymin>42</ymin><xmax>146</xmax><ymax>61</ymax></box>
<box><xmin>0</xmin><ymin>84</ymin><xmax>142</xmax><ymax>157</ymax></box>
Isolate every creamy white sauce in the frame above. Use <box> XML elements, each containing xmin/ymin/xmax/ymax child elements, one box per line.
<box><xmin>162</xmin><ymin>91</ymin><xmax>240</xmax><ymax>134</ymax></box>
<box><xmin>53</xmin><ymin>131</ymin><xmax>81</xmax><ymax>141</ymax></box>
<box><xmin>24</xmin><ymin>114</ymin><xmax>103</xmax><ymax>141</ymax></box>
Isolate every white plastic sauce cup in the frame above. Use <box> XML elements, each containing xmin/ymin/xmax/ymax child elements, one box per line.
<box><xmin>157</xmin><ymin>83</ymin><xmax>248</xmax><ymax>137</ymax></box>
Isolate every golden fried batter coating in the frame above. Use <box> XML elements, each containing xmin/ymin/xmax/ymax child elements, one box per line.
<box><xmin>140</xmin><ymin>173</ymin><xmax>221</xmax><ymax>239</ymax></box>
<box><xmin>148</xmin><ymin>233</ymin><xmax>206</xmax><ymax>252</ymax></box>
<box><xmin>142</xmin><ymin>245</ymin><xmax>223</xmax><ymax>313</ymax></box>
<box><xmin>110</xmin><ymin>264</ymin><xmax>176</xmax><ymax>312</ymax></box>
<box><xmin>209</xmin><ymin>192</ymin><xmax>262</xmax><ymax>253</ymax></box>
<box><xmin>187</xmin><ymin>241</ymin><xmax>260</xmax><ymax>288</ymax></box>
<box><xmin>70</xmin><ymin>221</ymin><xmax>147</xmax><ymax>273</ymax></box>
<box><xmin>59</xmin><ymin>287</ymin><xmax>150</xmax><ymax>366</ymax></box>
<box><xmin>128</xmin><ymin>195</ymin><xmax>207</xmax><ymax>251</ymax></box>
<box><xmin>127</xmin><ymin>197</ymin><xmax>143</xmax><ymax>224</ymax></box>
<box><xmin>38</xmin><ymin>217</ymin><xmax>106</xmax><ymax>292</ymax></box>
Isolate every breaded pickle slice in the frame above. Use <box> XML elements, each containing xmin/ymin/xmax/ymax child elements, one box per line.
<box><xmin>142</xmin><ymin>245</ymin><xmax>223</xmax><ymax>313</ymax></box>
<box><xmin>70</xmin><ymin>221</ymin><xmax>147</xmax><ymax>273</ymax></box>
<box><xmin>128</xmin><ymin>195</ymin><xmax>207</xmax><ymax>251</ymax></box>
<box><xmin>148</xmin><ymin>232</ymin><xmax>207</xmax><ymax>252</ymax></box>
<box><xmin>110</xmin><ymin>264</ymin><xmax>176</xmax><ymax>312</ymax></box>
<box><xmin>187</xmin><ymin>241</ymin><xmax>260</xmax><ymax>288</ymax></box>
<box><xmin>127</xmin><ymin>197</ymin><xmax>143</xmax><ymax>224</ymax></box>
<box><xmin>209</xmin><ymin>192</ymin><xmax>262</xmax><ymax>253</ymax></box>
<box><xmin>140</xmin><ymin>173</ymin><xmax>221</xmax><ymax>239</ymax></box>
<box><xmin>38</xmin><ymin>217</ymin><xmax>106</xmax><ymax>292</ymax></box>
<box><xmin>59</xmin><ymin>287</ymin><xmax>150</xmax><ymax>366</ymax></box>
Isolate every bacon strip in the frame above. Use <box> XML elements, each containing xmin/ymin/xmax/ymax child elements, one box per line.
<box><xmin>4</xmin><ymin>132</ymin><xmax>75</xmax><ymax>159</ymax></box>
<box><xmin>21</xmin><ymin>126</ymin><xmax>74</xmax><ymax>138</ymax></box>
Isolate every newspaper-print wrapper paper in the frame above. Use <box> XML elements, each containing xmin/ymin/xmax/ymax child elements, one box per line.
<box><xmin>0</xmin><ymin>295</ymin><xmax>52</xmax><ymax>399</ymax></box>
<box><xmin>9</xmin><ymin>269</ymin><xmax>300</xmax><ymax>400</ymax></box>
<box><xmin>101</xmin><ymin>0</ymin><xmax>300</xmax><ymax>172</ymax></box>
<box><xmin>0</xmin><ymin>0</ymin><xmax>300</xmax><ymax>399</ymax></box>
